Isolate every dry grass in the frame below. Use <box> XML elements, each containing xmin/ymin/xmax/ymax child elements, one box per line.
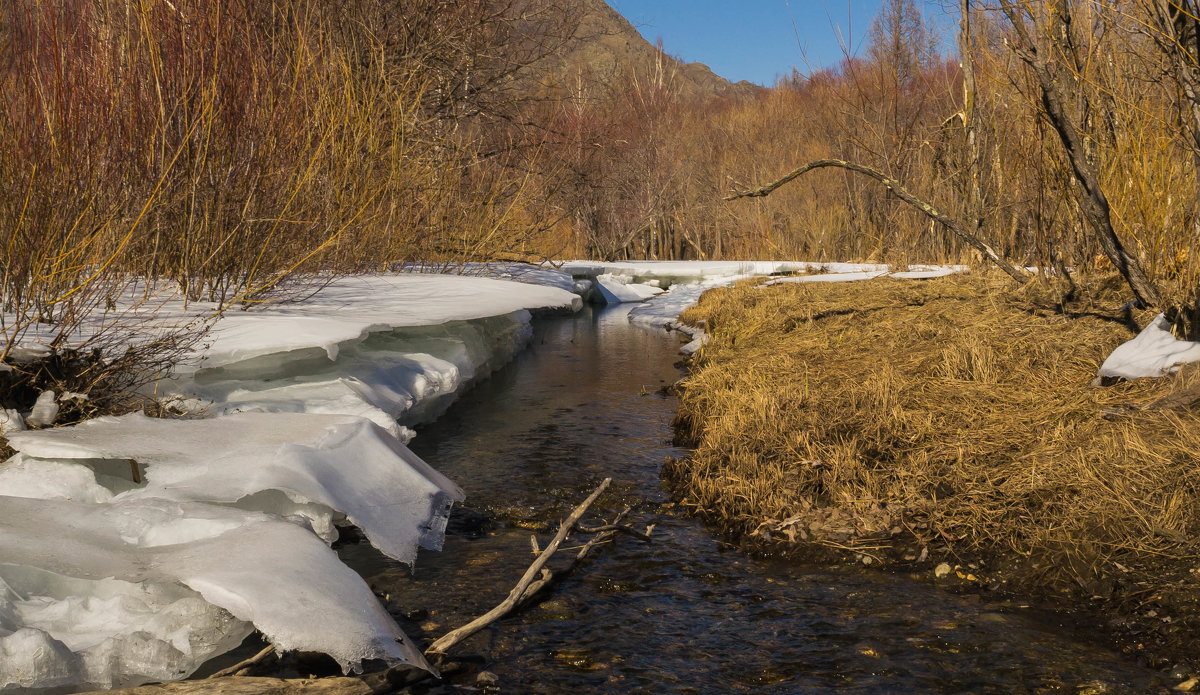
<box><xmin>669</xmin><ymin>273</ymin><xmax>1200</xmax><ymax>601</ymax></box>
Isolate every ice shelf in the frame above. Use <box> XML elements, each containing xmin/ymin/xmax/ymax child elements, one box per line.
<box><xmin>0</xmin><ymin>496</ymin><xmax>431</xmax><ymax>691</ymax></box>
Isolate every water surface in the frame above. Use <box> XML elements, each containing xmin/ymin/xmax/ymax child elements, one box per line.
<box><xmin>342</xmin><ymin>305</ymin><xmax>1171</xmax><ymax>694</ymax></box>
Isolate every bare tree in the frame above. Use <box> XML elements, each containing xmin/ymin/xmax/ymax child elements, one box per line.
<box><xmin>997</xmin><ymin>0</ymin><xmax>1162</xmax><ymax>308</ymax></box>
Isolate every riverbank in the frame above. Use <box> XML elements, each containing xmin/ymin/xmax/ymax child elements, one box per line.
<box><xmin>0</xmin><ymin>272</ymin><xmax>582</xmax><ymax>691</ymax></box>
<box><xmin>667</xmin><ymin>272</ymin><xmax>1200</xmax><ymax>674</ymax></box>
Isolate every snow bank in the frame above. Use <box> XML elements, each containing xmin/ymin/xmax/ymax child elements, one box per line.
<box><xmin>5</xmin><ymin>412</ymin><xmax>464</xmax><ymax>565</ymax></box>
<box><xmin>400</xmin><ymin>262</ymin><xmax>578</xmax><ymax>294</ymax></box>
<box><xmin>1096</xmin><ymin>313</ymin><xmax>1200</xmax><ymax>382</ymax></box>
<box><xmin>0</xmin><ymin>271</ymin><xmax>588</xmax><ymax>691</ymax></box>
<box><xmin>184</xmin><ymin>311</ymin><xmax>538</xmax><ymax>437</ymax></box>
<box><xmin>5</xmin><ymin>273</ymin><xmax>580</xmax><ymax>367</ymax></box>
<box><xmin>0</xmin><ymin>497</ymin><xmax>430</xmax><ymax>690</ymax></box>
<box><xmin>188</xmin><ymin>275</ymin><xmax>579</xmax><ymax>369</ymax></box>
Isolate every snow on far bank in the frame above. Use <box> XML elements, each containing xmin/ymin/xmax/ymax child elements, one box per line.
<box><xmin>763</xmin><ymin>265</ymin><xmax>964</xmax><ymax>285</ymax></box>
<box><xmin>613</xmin><ymin>262</ymin><xmax>965</xmax><ymax>354</ymax></box>
<box><xmin>1096</xmin><ymin>313</ymin><xmax>1200</xmax><ymax>382</ymax></box>
<box><xmin>559</xmin><ymin>260</ymin><xmax>853</xmax><ymax>285</ymax></box>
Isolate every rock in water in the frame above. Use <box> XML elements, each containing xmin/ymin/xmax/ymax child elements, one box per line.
<box><xmin>934</xmin><ymin>563</ymin><xmax>952</xmax><ymax>579</ymax></box>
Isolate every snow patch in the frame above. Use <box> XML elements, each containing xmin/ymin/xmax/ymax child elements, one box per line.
<box><xmin>1096</xmin><ymin>313</ymin><xmax>1200</xmax><ymax>382</ymax></box>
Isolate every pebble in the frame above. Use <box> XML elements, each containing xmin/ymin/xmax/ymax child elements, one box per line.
<box><xmin>1175</xmin><ymin>677</ymin><xmax>1198</xmax><ymax>692</ymax></box>
<box><xmin>476</xmin><ymin>671</ymin><xmax>500</xmax><ymax>686</ymax></box>
<box><xmin>934</xmin><ymin>562</ymin><xmax>952</xmax><ymax>579</ymax></box>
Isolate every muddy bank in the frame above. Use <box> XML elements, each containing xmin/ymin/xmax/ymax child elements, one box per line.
<box><xmin>666</xmin><ymin>273</ymin><xmax>1200</xmax><ymax>675</ymax></box>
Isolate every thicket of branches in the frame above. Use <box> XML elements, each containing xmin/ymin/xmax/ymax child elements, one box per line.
<box><xmin>550</xmin><ymin>0</ymin><xmax>1200</xmax><ymax>330</ymax></box>
<box><xmin>0</xmin><ymin>0</ymin><xmax>578</xmax><ymax>356</ymax></box>
<box><xmin>6</xmin><ymin>0</ymin><xmax>1200</xmax><ymax>358</ymax></box>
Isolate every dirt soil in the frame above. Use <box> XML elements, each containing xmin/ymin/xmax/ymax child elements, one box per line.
<box><xmin>666</xmin><ymin>272</ymin><xmax>1200</xmax><ymax>674</ymax></box>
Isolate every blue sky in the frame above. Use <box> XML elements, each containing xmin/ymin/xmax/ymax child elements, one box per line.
<box><xmin>605</xmin><ymin>1</ymin><xmax>954</xmax><ymax>87</ymax></box>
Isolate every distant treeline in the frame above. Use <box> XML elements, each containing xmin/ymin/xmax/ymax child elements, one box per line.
<box><xmin>4</xmin><ymin>0</ymin><xmax>1200</xmax><ymax>350</ymax></box>
<box><xmin>553</xmin><ymin>0</ymin><xmax>1200</xmax><ymax>330</ymax></box>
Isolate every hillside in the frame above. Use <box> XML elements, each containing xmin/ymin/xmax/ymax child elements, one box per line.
<box><xmin>542</xmin><ymin>0</ymin><xmax>763</xmax><ymax>99</ymax></box>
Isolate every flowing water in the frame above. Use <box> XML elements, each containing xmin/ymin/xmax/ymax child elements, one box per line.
<box><xmin>340</xmin><ymin>305</ymin><xmax>1173</xmax><ymax>694</ymax></box>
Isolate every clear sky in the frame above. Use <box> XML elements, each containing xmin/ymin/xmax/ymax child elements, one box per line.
<box><xmin>605</xmin><ymin>1</ymin><xmax>954</xmax><ymax>87</ymax></box>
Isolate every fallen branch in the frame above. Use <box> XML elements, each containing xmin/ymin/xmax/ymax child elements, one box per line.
<box><xmin>425</xmin><ymin>478</ymin><xmax>612</xmax><ymax>655</ymax></box>
<box><xmin>725</xmin><ymin>158</ymin><xmax>1029</xmax><ymax>284</ymax></box>
<box><xmin>516</xmin><ymin>506</ymin><xmax>656</xmax><ymax>608</ymax></box>
<box><xmin>206</xmin><ymin>645</ymin><xmax>275</xmax><ymax>679</ymax></box>
<box><xmin>575</xmin><ymin>522</ymin><xmax>654</xmax><ymax>542</ymax></box>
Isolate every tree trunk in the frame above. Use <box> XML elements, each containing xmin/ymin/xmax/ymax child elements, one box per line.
<box><xmin>998</xmin><ymin>1</ymin><xmax>1162</xmax><ymax>308</ymax></box>
<box><xmin>960</xmin><ymin>0</ymin><xmax>984</xmax><ymax>238</ymax></box>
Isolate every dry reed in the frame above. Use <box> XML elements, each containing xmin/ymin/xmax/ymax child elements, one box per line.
<box><xmin>669</xmin><ymin>274</ymin><xmax>1200</xmax><ymax>608</ymax></box>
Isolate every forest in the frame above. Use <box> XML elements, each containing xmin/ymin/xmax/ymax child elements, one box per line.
<box><xmin>4</xmin><ymin>0</ymin><xmax>1200</xmax><ymax>354</ymax></box>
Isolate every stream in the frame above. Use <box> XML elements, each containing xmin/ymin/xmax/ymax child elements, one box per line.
<box><xmin>339</xmin><ymin>305</ymin><xmax>1173</xmax><ymax>694</ymax></box>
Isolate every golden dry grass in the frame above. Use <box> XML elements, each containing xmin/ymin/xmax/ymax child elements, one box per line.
<box><xmin>669</xmin><ymin>273</ymin><xmax>1200</xmax><ymax>597</ymax></box>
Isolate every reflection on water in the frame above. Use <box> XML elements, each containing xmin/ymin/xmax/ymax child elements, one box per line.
<box><xmin>340</xmin><ymin>305</ymin><xmax>1171</xmax><ymax>694</ymax></box>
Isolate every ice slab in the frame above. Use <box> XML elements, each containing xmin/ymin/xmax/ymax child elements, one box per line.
<box><xmin>5</xmin><ymin>412</ymin><xmax>465</xmax><ymax>566</ymax></box>
<box><xmin>181</xmin><ymin>311</ymin><xmax>536</xmax><ymax>433</ymax></box>
<box><xmin>1096</xmin><ymin>313</ymin><xmax>1200</xmax><ymax>382</ymax></box>
<box><xmin>593</xmin><ymin>275</ymin><xmax>665</xmax><ymax>304</ymax></box>
<box><xmin>0</xmin><ymin>496</ymin><xmax>429</xmax><ymax>689</ymax></box>
<box><xmin>0</xmin><ymin>567</ymin><xmax>252</xmax><ymax>691</ymax></box>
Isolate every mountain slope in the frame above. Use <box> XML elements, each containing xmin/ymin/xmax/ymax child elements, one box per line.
<box><xmin>543</xmin><ymin>0</ymin><xmax>763</xmax><ymax>99</ymax></box>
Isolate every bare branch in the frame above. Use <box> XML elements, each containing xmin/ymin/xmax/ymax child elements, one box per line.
<box><xmin>425</xmin><ymin>478</ymin><xmax>612</xmax><ymax>656</ymax></box>
<box><xmin>726</xmin><ymin>159</ymin><xmax>1030</xmax><ymax>283</ymax></box>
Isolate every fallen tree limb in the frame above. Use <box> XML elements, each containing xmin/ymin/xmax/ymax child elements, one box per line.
<box><xmin>424</xmin><ymin>478</ymin><xmax>612</xmax><ymax>655</ymax></box>
<box><xmin>575</xmin><ymin>521</ymin><xmax>653</xmax><ymax>542</ymax></box>
<box><xmin>206</xmin><ymin>645</ymin><xmax>275</xmax><ymax>679</ymax></box>
<box><xmin>515</xmin><ymin>506</ymin><xmax>658</xmax><ymax>608</ymax></box>
<box><xmin>724</xmin><ymin>158</ymin><xmax>1029</xmax><ymax>284</ymax></box>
